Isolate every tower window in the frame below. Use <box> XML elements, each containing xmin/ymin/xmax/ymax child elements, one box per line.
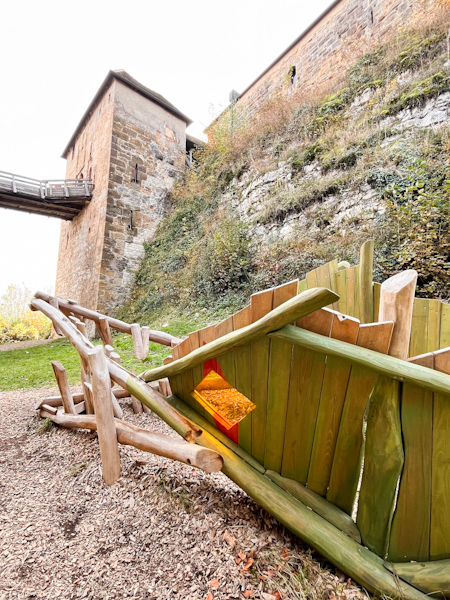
<box><xmin>369</xmin><ymin>9</ymin><xmax>374</xmax><ymax>23</ymax></box>
<box><xmin>289</xmin><ymin>65</ymin><xmax>297</xmax><ymax>85</ymax></box>
<box><xmin>132</xmin><ymin>164</ymin><xmax>139</xmax><ymax>183</ymax></box>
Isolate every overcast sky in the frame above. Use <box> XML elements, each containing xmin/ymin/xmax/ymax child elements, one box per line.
<box><xmin>0</xmin><ymin>0</ymin><xmax>333</xmax><ymax>297</ymax></box>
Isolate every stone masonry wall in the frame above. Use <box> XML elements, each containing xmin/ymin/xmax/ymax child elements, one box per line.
<box><xmin>239</xmin><ymin>0</ymin><xmax>433</xmax><ymax>113</ymax></box>
<box><xmin>55</xmin><ymin>82</ymin><xmax>115</xmax><ymax>313</ymax></box>
<box><xmin>97</xmin><ymin>81</ymin><xmax>186</xmax><ymax>314</ymax></box>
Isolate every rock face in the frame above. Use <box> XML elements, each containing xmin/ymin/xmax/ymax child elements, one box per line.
<box><xmin>55</xmin><ymin>72</ymin><xmax>189</xmax><ymax>319</ymax></box>
<box><xmin>228</xmin><ymin>90</ymin><xmax>450</xmax><ymax>247</ymax></box>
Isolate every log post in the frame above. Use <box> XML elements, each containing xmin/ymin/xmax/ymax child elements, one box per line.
<box><xmin>378</xmin><ymin>270</ymin><xmax>418</xmax><ymax>360</ymax></box>
<box><xmin>96</xmin><ymin>317</ymin><xmax>113</xmax><ymax>346</ymax></box>
<box><xmin>87</xmin><ymin>346</ymin><xmax>121</xmax><ymax>485</ymax></box>
<box><xmin>110</xmin><ymin>389</ymin><xmax>124</xmax><ymax>419</ymax></box>
<box><xmin>83</xmin><ymin>382</ymin><xmax>95</xmax><ymax>414</ymax></box>
<box><xmin>359</xmin><ymin>240</ymin><xmax>374</xmax><ymax>324</ymax></box>
<box><xmin>130</xmin><ymin>323</ymin><xmax>144</xmax><ymax>359</ymax></box>
<box><xmin>48</xmin><ymin>297</ymin><xmax>63</xmax><ymax>336</ymax></box>
<box><xmin>51</xmin><ymin>361</ymin><xmax>76</xmax><ymax>414</ymax></box>
<box><xmin>141</xmin><ymin>326</ymin><xmax>150</xmax><ymax>359</ymax></box>
<box><xmin>131</xmin><ymin>395</ymin><xmax>143</xmax><ymax>414</ymax></box>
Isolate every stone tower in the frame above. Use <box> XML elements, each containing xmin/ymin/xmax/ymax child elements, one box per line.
<box><xmin>55</xmin><ymin>70</ymin><xmax>192</xmax><ymax>316</ymax></box>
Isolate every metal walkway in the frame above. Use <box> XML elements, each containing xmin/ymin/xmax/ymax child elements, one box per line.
<box><xmin>0</xmin><ymin>170</ymin><xmax>93</xmax><ymax>220</ymax></box>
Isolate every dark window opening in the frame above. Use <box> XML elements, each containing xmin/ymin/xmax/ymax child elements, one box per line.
<box><xmin>290</xmin><ymin>65</ymin><xmax>297</xmax><ymax>85</ymax></box>
<box><xmin>128</xmin><ymin>210</ymin><xmax>134</xmax><ymax>230</ymax></box>
<box><xmin>132</xmin><ymin>163</ymin><xmax>139</xmax><ymax>183</ymax></box>
<box><xmin>369</xmin><ymin>9</ymin><xmax>374</xmax><ymax>23</ymax></box>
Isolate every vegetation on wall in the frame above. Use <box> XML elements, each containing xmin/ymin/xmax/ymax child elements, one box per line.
<box><xmin>122</xmin><ymin>5</ymin><xmax>450</xmax><ymax>326</ymax></box>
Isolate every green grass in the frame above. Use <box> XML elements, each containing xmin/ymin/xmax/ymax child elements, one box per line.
<box><xmin>0</xmin><ymin>312</ymin><xmax>221</xmax><ymax>391</ymax></box>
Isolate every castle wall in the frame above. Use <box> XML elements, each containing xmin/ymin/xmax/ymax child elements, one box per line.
<box><xmin>96</xmin><ymin>80</ymin><xmax>186</xmax><ymax>314</ymax></box>
<box><xmin>55</xmin><ymin>82</ymin><xmax>115</xmax><ymax>313</ymax></box>
<box><xmin>239</xmin><ymin>0</ymin><xmax>429</xmax><ymax>113</ymax></box>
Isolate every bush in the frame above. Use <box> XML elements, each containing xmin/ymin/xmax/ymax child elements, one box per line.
<box><xmin>0</xmin><ymin>285</ymin><xmax>51</xmax><ymax>344</ymax></box>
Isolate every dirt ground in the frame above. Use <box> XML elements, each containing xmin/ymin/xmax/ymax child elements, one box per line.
<box><xmin>0</xmin><ymin>386</ymin><xmax>369</xmax><ymax>600</ymax></box>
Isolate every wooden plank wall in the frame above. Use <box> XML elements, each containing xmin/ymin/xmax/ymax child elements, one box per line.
<box><xmin>388</xmin><ymin>348</ymin><xmax>450</xmax><ymax>563</ymax></box>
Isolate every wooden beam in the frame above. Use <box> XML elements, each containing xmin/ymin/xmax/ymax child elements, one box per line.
<box><xmin>51</xmin><ymin>361</ymin><xmax>76</xmax><ymax>414</ymax></box>
<box><xmin>141</xmin><ymin>287</ymin><xmax>339</xmax><ymax>383</ymax></box>
<box><xmin>37</xmin><ymin>410</ymin><xmax>223</xmax><ymax>473</ymax></box>
<box><xmin>88</xmin><ymin>346</ymin><xmax>121</xmax><ymax>485</ymax></box>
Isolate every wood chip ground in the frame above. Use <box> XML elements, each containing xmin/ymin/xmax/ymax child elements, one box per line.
<box><xmin>0</xmin><ymin>386</ymin><xmax>371</xmax><ymax>600</ymax></box>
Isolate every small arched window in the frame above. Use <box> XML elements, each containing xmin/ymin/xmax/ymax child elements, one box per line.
<box><xmin>132</xmin><ymin>163</ymin><xmax>139</xmax><ymax>183</ymax></box>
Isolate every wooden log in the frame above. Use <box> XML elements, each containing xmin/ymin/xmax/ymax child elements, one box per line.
<box><xmin>34</xmin><ymin>388</ymin><xmax>131</xmax><ymax>411</ymax></box>
<box><xmin>108</xmin><ymin>360</ymin><xmax>201</xmax><ymax>443</ymax></box>
<box><xmin>83</xmin><ymin>382</ymin><xmax>95</xmax><ymax>414</ymax></box>
<box><xmin>359</xmin><ymin>240</ymin><xmax>374</xmax><ymax>324</ymax></box>
<box><xmin>74</xmin><ymin>401</ymin><xmax>86</xmax><ymax>414</ymax></box>
<box><xmin>378</xmin><ymin>270</ymin><xmax>418</xmax><ymax>360</ymax></box>
<box><xmin>270</xmin><ymin>325</ymin><xmax>450</xmax><ymax>396</ymax></box>
<box><xmin>161</xmin><ymin>404</ymin><xmax>427</xmax><ymax>599</ymax></box>
<box><xmin>110</xmin><ymin>390</ymin><xmax>123</xmax><ymax>419</ymax></box>
<box><xmin>131</xmin><ymin>323</ymin><xmax>145</xmax><ymax>359</ymax></box>
<box><xmin>141</xmin><ymin>287</ymin><xmax>339</xmax><ymax>383</ymax></box>
<box><xmin>141</xmin><ymin>326</ymin><xmax>150</xmax><ymax>359</ymax></box>
<box><xmin>96</xmin><ymin>317</ymin><xmax>113</xmax><ymax>346</ymax></box>
<box><xmin>48</xmin><ymin>297</ymin><xmax>63</xmax><ymax>336</ymax></box>
<box><xmin>30</xmin><ymin>298</ymin><xmax>94</xmax><ymax>358</ymax></box>
<box><xmin>41</xmin><ymin>404</ymin><xmax>57</xmax><ymax>415</ymax></box>
<box><xmin>265</xmin><ymin>470</ymin><xmax>361</xmax><ymax>543</ymax></box>
<box><xmin>87</xmin><ymin>346</ymin><xmax>121</xmax><ymax>485</ymax></box>
<box><xmin>384</xmin><ymin>559</ymin><xmax>450</xmax><ymax>596</ymax></box>
<box><xmin>51</xmin><ymin>361</ymin><xmax>76</xmax><ymax>414</ymax></box>
<box><xmin>142</xmin><ymin>403</ymin><xmax>151</xmax><ymax>415</ymax></box>
<box><xmin>131</xmin><ymin>395</ymin><xmax>143</xmax><ymax>414</ymax></box>
<box><xmin>37</xmin><ymin>410</ymin><xmax>223</xmax><ymax>473</ymax></box>
<box><xmin>34</xmin><ymin>291</ymin><xmax>182</xmax><ymax>346</ymax></box>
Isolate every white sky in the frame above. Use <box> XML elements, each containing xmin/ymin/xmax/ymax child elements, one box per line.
<box><xmin>0</xmin><ymin>0</ymin><xmax>332</xmax><ymax>297</ymax></box>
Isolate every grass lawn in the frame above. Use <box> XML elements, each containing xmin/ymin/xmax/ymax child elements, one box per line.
<box><xmin>0</xmin><ymin>311</ymin><xmax>220</xmax><ymax>392</ymax></box>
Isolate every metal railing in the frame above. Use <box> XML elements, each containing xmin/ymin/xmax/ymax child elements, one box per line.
<box><xmin>0</xmin><ymin>170</ymin><xmax>93</xmax><ymax>201</ymax></box>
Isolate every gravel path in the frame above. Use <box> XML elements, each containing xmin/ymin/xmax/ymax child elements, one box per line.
<box><xmin>0</xmin><ymin>386</ymin><xmax>369</xmax><ymax>600</ymax></box>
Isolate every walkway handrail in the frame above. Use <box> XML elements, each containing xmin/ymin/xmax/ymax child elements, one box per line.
<box><xmin>0</xmin><ymin>170</ymin><xmax>93</xmax><ymax>200</ymax></box>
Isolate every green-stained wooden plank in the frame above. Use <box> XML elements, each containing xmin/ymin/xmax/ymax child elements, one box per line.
<box><xmin>431</xmin><ymin>346</ymin><xmax>450</xmax><ymax>560</ymax></box>
<box><xmin>334</xmin><ymin>270</ymin><xmax>348</xmax><ymax>314</ymax></box>
<box><xmin>354</xmin><ymin>265</ymin><xmax>360</xmax><ymax>321</ymax></box>
<box><xmin>359</xmin><ymin>240</ymin><xmax>374</xmax><ymax>324</ymax></box>
<box><xmin>298</xmin><ymin>279</ymin><xmax>307</xmax><ymax>293</ymax></box>
<box><xmin>250</xmin><ymin>289</ymin><xmax>274</xmax><ymax>465</ymax></box>
<box><xmin>327</xmin><ymin>365</ymin><xmax>377</xmax><ymax>513</ymax></box>
<box><xmin>307</xmin><ymin>315</ymin><xmax>359</xmax><ymax>497</ymax></box>
<box><xmin>409</xmin><ymin>298</ymin><xmax>429</xmax><ymax>359</ymax></box>
<box><xmin>389</xmin><ymin>352</ymin><xmax>433</xmax><ymax>563</ymax></box>
<box><xmin>440</xmin><ymin>303</ymin><xmax>450</xmax><ymax>349</ymax></box>
<box><xmin>328</xmin><ymin>321</ymin><xmax>394</xmax><ymax>514</ymax></box>
<box><xmin>264</xmin><ymin>281</ymin><xmax>298</xmax><ymax>471</ymax></box>
<box><xmin>281</xmin><ymin>346</ymin><xmax>328</xmax><ymax>483</ymax></box>
<box><xmin>215</xmin><ymin>316</ymin><xmax>236</xmax><ymax>386</ymax></box>
<box><xmin>264</xmin><ymin>338</ymin><xmax>292</xmax><ymax>472</ymax></box>
<box><xmin>373</xmin><ymin>282</ymin><xmax>381</xmax><ymax>322</ymax></box>
<box><xmin>357</xmin><ymin>377</ymin><xmax>404</xmax><ymax>558</ymax></box>
<box><xmin>431</xmin><ymin>391</ymin><xmax>450</xmax><ymax>560</ymax></box>
<box><xmin>428</xmin><ymin>299</ymin><xmax>441</xmax><ymax>354</ymax></box>
<box><xmin>282</xmin><ymin>307</ymin><xmax>334</xmax><ymax>484</ymax></box>
<box><xmin>234</xmin><ymin>306</ymin><xmax>252</xmax><ymax>454</ymax></box>
<box><xmin>306</xmin><ymin>269</ymin><xmax>318</xmax><ymax>288</ymax></box>
<box><xmin>346</xmin><ymin>266</ymin><xmax>356</xmax><ymax>319</ymax></box>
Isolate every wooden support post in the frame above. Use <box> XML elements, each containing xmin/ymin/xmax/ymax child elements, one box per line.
<box><xmin>83</xmin><ymin>382</ymin><xmax>95</xmax><ymax>414</ymax></box>
<box><xmin>378</xmin><ymin>270</ymin><xmax>418</xmax><ymax>360</ymax></box>
<box><xmin>96</xmin><ymin>317</ymin><xmax>113</xmax><ymax>346</ymax></box>
<box><xmin>88</xmin><ymin>346</ymin><xmax>121</xmax><ymax>485</ymax></box>
<box><xmin>131</xmin><ymin>395</ymin><xmax>143</xmax><ymax>414</ymax></box>
<box><xmin>51</xmin><ymin>361</ymin><xmax>76</xmax><ymax>414</ymax></box>
<box><xmin>110</xmin><ymin>390</ymin><xmax>123</xmax><ymax>419</ymax></box>
<box><xmin>141</xmin><ymin>326</ymin><xmax>150</xmax><ymax>359</ymax></box>
<box><xmin>359</xmin><ymin>240</ymin><xmax>374</xmax><ymax>324</ymax></box>
<box><xmin>131</xmin><ymin>323</ymin><xmax>144</xmax><ymax>359</ymax></box>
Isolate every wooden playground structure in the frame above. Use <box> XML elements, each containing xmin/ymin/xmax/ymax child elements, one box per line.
<box><xmin>31</xmin><ymin>241</ymin><xmax>450</xmax><ymax>599</ymax></box>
